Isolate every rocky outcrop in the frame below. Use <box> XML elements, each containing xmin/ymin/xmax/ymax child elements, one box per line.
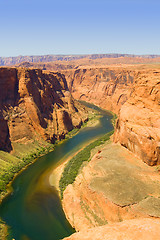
<box><xmin>63</xmin><ymin>66</ymin><xmax>160</xmax><ymax>166</ymax></box>
<box><xmin>63</xmin><ymin>218</ymin><xmax>160</xmax><ymax>240</ymax></box>
<box><xmin>63</xmin><ymin>67</ymin><xmax>135</xmax><ymax>113</ymax></box>
<box><xmin>0</xmin><ymin>67</ymin><xmax>88</xmax><ymax>152</ymax></box>
<box><xmin>60</xmin><ymin>66</ymin><xmax>160</xmax><ymax>239</ymax></box>
<box><xmin>114</xmin><ymin>69</ymin><xmax>160</xmax><ymax>166</ymax></box>
<box><xmin>62</xmin><ymin>143</ymin><xmax>160</xmax><ymax>232</ymax></box>
<box><xmin>0</xmin><ymin>68</ymin><xmax>18</xmax><ymax>151</ymax></box>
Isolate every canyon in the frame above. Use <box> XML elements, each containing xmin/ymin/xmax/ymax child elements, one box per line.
<box><xmin>0</xmin><ymin>66</ymin><xmax>88</xmax><ymax>239</ymax></box>
<box><xmin>62</xmin><ymin>142</ymin><xmax>160</xmax><ymax>234</ymax></box>
<box><xmin>0</xmin><ymin>67</ymin><xmax>88</xmax><ymax>153</ymax></box>
<box><xmin>62</xmin><ymin>67</ymin><xmax>135</xmax><ymax>113</ymax></box>
<box><xmin>114</xmin><ymin>69</ymin><xmax>160</xmax><ymax>166</ymax></box>
<box><xmin>0</xmin><ymin>58</ymin><xmax>160</xmax><ymax>239</ymax></box>
<box><xmin>60</xmin><ymin>63</ymin><xmax>160</xmax><ymax>239</ymax></box>
<box><xmin>61</xmin><ymin>66</ymin><xmax>160</xmax><ymax>166</ymax></box>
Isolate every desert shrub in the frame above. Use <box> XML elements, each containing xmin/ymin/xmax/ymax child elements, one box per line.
<box><xmin>59</xmin><ymin>130</ymin><xmax>114</xmax><ymax>198</ymax></box>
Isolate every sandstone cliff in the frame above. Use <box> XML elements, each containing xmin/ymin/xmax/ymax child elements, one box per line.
<box><xmin>64</xmin><ymin>218</ymin><xmax>160</xmax><ymax>240</ymax></box>
<box><xmin>61</xmin><ymin>73</ymin><xmax>160</xmax><ymax>236</ymax></box>
<box><xmin>62</xmin><ymin>143</ymin><xmax>160</xmax><ymax>232</ymax></box>
<box><xmin>0</xmin><ymin>67</ymin><xmax>88</xmax><ymax>152</ymax></box>
<box><xmin>62</xmin><ymin>66</ymin><xmax>160</xmax><ymax>166</ymax></box>
<box><xmin>60</xmin><ymin>65</ymin><xmax>160</xmax><ymax>239</ymax></box>
<box><xmin>63</xmin><ymin>67</ymin><xmax>135</xmax><ymax>113</ymax></box>
<box><xmin>114</xmin><ymin>69</ymin><xmax>160</xmax><ymax>166</ymax></box>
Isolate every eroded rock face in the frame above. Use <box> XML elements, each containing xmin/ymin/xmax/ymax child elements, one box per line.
<box><xmin>63</xmin><ymin>67</ymin><xmax>135</xmax><ymax>113</ymax></box>
<box><xmin>63</xmin><ymin>218</ymin><xmax>160</xmax><ymax>240</ymax></box>
<box><xmin>0</xmin><ymin>68</ymin><xmax>18</xmax><ymax>151</ymax></box>
<box><xmin>62</xmin><ymin>143</ymin><xmax>160</xmax><ymax>232</ymax></box>
<box><xmin>61</xmin><ymin>67</ymin><xmax>160</xmax><ymax>238</ymax></box>
<box><xmin>62</xmin><ymin>66</ymin><xmax>160</xmax><ymax>166</ymax></box>
<box><xmin>0</xmin><ymin>67</ymin><xmax>88</xmax><ymax>151</ymax></box>
<box><xmin>114</xmin><ymin>70</ymin><xmax>160</xmax><ymax>166</ymax></box>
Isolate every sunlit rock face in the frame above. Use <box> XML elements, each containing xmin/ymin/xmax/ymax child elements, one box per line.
<box><xmin>0</xmin><ymin>67</ymin><xmax>88</xmax><ymax>151</ymax></box>
<box><xmin>63</xmin><ymin>66</ymin><xmax>160</xmax><ymax>165</ymax></box>
<box><xmin>63</xmin><ymin>67</ymin><xmax>135</xmax><ymax>114</ymax></box>
<box><xmin>62</xmin><ymin>143</ymin><xmax>160</xmax><ymax>232</ymax></box>
<box><xmin>114</xmin><ymin>69</ymin><xmax>160</xmax><ymax>166</ymax></box>
<box><xmin>63</xmin><ymin>218</ymin><xmax>160</xmax><ymax>240</ymax></box>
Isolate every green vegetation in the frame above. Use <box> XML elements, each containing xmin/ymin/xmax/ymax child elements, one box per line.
<box><xmin>11</xmin><ymin>139</ymin><xmax>54</xmax><ymax>159</ymax></box>
<box><xmin>0</xmin><ymin>107</ymin><xmax>110</xmax><ymax>239</ymax></box>
<box><xmin>0</xmin><ymin>108</ymin><xmax>100</xmax><ymax>200</ymax></box>
<box><xmin>64</xmin><ymin>128</ymin><xmax>80</xmax><ymax>140</ymax></box>
<box><xmin>65</xmin><ymin>111</ymin><xmax>100</xmax><ymax>140</ymax></box>
<box><xmin>0</xmin><ymin>140</ymin><xmax>56</xmax><ymax>239</ymax></box>
<box><xmin>59</xmin><ymin>130</ymin><xmax>114</xmax><ymax>199</ymax></box>
<box><xmin>0</xmin><ymin>109</ymin><xmax>101</xmax><ymax>200</ymax></box>
<box><xmin>109</xmin><ymin>112</ymin><xmax>117</xmax><ymax>127</ymax></box>
<box><xmin>0</xmin><ymin>142</ymin><xmax>54</xmax><ymax>198</ymax></box>
<box><xmin>0</xmin><ymin>220</ymin><xmax>7</xmax><ymax>240</ymax></box>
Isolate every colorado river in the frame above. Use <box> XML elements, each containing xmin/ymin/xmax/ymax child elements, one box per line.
<box><xmin>0</xmin><ymin>103</ymin><xmax>113</xmax><ymax>240</ymax></box>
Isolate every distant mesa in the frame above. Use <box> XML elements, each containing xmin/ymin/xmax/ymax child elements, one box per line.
<box><xmin>1</xmin><ymin>53</ymin><xmax>160</xmax><ymax>66</ymax></box>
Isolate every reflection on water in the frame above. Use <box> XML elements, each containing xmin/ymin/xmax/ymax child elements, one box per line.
<box><xmin>0</xmin><ymin>102</ymin><xmax>113</xmax><ymax>240</ymax></box>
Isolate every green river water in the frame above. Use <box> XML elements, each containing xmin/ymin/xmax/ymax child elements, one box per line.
<box><xmin>0</xmin><ymin>103</ymin><xmax>113</xmax><ymax>240</ymax></box>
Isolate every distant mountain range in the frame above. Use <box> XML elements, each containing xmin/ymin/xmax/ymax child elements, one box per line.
<box><xmin>1</xmin><ymin>54</ymin><xmax>160</xmax><ymax>66</ymax></box>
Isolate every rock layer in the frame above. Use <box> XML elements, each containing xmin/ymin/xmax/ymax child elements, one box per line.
<box><xmin>0</xmin><ymin>67</ymin><xmax>88</xmax><ymax>152</ymax></box>
<box><xmin>63</xmin><ymin>67</ymin><xmax>135</xmax><ymax>113</ymax></box>
<box><xmin>63</xmin><ymin>66</ymin><xmax>160</xmax><ymax>166</ymax></box>
<box><xmin>61</xmin><ymin>66</ymin><xmax>160</xmax><ymax>239</ymax></box>
<box><xmin>62</xmin><ymin>143</ymin><xmax>160</xmax><ymax>232</ymax></box>
<box><xmin>63</xmin><ymin>218</ymin><xmax>160</xmax><ymax>240</ymax></box>
<box><xmin>114</xmin><ymin>69</ymin><xmax>160</xmax><ymax>165</ymax></box>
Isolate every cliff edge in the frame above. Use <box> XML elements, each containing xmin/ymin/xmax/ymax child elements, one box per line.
<box><xmin>63</xmin><ymin>66</ymin><xmax>160</xmax><ymax>166</ymax></box>
<box><xmin>114</xmin><ymin>69</ymin><xmax>160</xmax><ymax>166</ymax></box>
<box><xmin>0</xmin><ymin>67</ymin><xmax>88</xmax><ymax>153</ymax></box>
<box><xmin>63</xmin><ymin>67</ymin><xmax>135</xmax><ymax>113</ymax></box>
<box><xmin>62</xmin><ymin>143</ymin><xmax>160</xmax><ymax>232</ymax></box>
<box><xmin>61</xmin><ymin>66</ymin><xmax>160</xmax><ymax>239</ymax></box>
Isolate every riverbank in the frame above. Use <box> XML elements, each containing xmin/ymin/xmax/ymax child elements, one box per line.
<box><xmin>0</xmin><ymin>141</ymin><xmax>54</xmax><ymax>201</ymax></box>
<box><xmin>0</xmin><ymin>140</ymin><xmax>56</xmax><ymax>240</ymax></box>
<box><xmin>0</xmin><ymin>109</ymin><xmax>98</xmax><ymax>199</ymax></box>
<box><xmin>62</xmin><ymin>141</ymin><xmax>160</xmax><ymax>233</ymax></box>
<box><xmin>50</xmin><ymin>132</ymin><xmax>113</xmax><ymax>198</ymax></box>
<box><xmin>59</xmin><ymin>130</ymin><xmax>114</xmax><ymax>199</ymax></box>
<box><xmin>49</xmin><ymin>115</ymin><xmax>101</xmax><ymax>194</ymax></box>
<box><xmin>0</xmin><ymin>107</ymin><xmax>100</xmax><ymax>240</ymax></box>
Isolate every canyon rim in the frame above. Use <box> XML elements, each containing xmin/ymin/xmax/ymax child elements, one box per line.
<box><xmin>0</xmin><ymin>55</ymin><xmax>160</xmax><ymax>239</ymax></box>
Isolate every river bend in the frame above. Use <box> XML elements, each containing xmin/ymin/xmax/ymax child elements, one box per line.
<box><xmin>0</xmin><ymin>103</ymin><xmax>113</xmax><ymax>240</ymax></box>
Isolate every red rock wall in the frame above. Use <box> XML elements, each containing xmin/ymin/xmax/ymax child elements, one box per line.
<box><xmin>63</xmin><ymin>68</ymin><xmax>135</xmax><ymax>113</ymax></box>
<box><xmin>63</xmin><ymin>218</ymin><xmax>160</xmax><ymax>240</ymax></box>
<box><xmin>0</xmin><ymin>67</ymin><xmax>88</xmax><ymax>152</ymax></box>
<box><xmin>63</xmin><ymin>67</ymin><xmax>160</xmax><ymax>165</ymax></box>
<box><xmin>114</xmin><ymin>70</ymin><xmax>160</xmax><ymax>165</ymax></box>
<box><xmin>0</xmin><ymin>68</ymin><xmax>18</xmax><ymax>151</ymax></box>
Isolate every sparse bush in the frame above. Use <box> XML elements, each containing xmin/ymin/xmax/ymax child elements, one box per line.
<box><xmin>59</xmin><ymin>130</ymin><xmax>114</xmax><ymax>198</ymax></box>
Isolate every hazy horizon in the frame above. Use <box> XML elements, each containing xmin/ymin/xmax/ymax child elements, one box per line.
<box><xmin>1</xmin><ymin>53</ymin><xmax>160</xmax><ymax>59</ymax></box>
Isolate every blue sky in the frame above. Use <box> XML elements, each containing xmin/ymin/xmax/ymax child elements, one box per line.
<box><xmin>0</xmin><ymin>0</ymin><xmax>160</xmax><ymax>57</ymax></box>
